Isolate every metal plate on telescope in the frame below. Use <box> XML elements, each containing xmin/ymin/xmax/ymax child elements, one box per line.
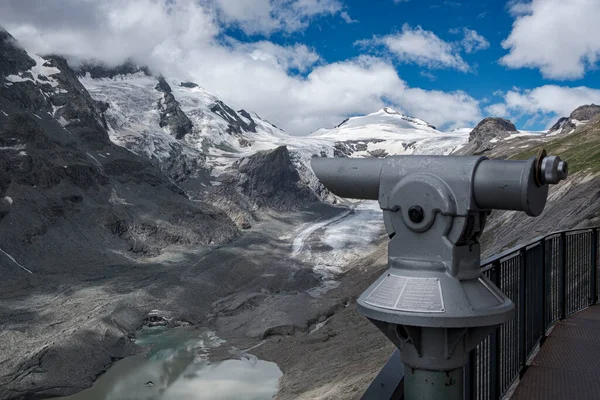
<box><xmin>364</xmin><ymin>274</ymin><xmax>444</xmax><ymax>313</ymax></box>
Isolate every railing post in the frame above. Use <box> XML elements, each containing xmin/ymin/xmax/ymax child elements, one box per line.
<box><xmin>464</xmin><ymin>350</ymin><xmax>476</xmax><ymax>400</ymax></box>
<box><xmin>519</xmin><ymin>248</ymin><xmax>527</xmax><ymax>377</ymax></box>
<box><xmin>560</xmin><ymin>232</ymin><xmax>567</xmax><ymax>319</ymax></box>
<box><xmin>490</xmin><ymin>263</ymin><xmax>501</xmax><ymax>400</ymax></box>
<box><xmin>592</xmin><ymin>228</ymin><xmax>598</xmax><ymax>306</ymax></box>
<box><xmin>540</xmin><ymin>238</ymin><xmax>548</xmax><ymax>343</ymax></box>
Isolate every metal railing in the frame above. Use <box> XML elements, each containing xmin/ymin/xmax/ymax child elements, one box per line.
<box><xmin>465</xmin><ymin>226</ymin><xmax>600</xmax><ymax>400</ymax></box>
<box><xmin>362</xmin><ymin>226</ymin><xmax>600</xmax><ymax>400</ymax></box>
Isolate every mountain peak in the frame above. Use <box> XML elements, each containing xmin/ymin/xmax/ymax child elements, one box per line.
<box><xmin>382</xmin><ymin>106</ymin><xmax>400</xmax><ymax>114</ymax></box>
<box><xmin>454</xmin><ymin>117</ymin><xmax>518</xmax><ymax>155</ymax></box>
<box><xmin>332</xmin><ymin>108</ymin><xmax>436</xmax><ymax>132</ymax></box>
<box><xmin>548</xmin><ymin>104</ymin><xmax>600</xmax><ymax>135</ymax></box>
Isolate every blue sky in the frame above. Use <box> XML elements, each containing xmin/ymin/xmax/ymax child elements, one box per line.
<box><xmin>222</xmin><ymin>0</ymin><xmax>600</xmax><ymax>131</ymax></box>
<box><xmin>1</xmin><ymin>0</ymin><xmax>600</xmax><ymax>134</ymax></box>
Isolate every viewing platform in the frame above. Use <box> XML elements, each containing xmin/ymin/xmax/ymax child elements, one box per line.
<box><xmin>512</xmin><ymin>304</ymin><xmax>600</xmax><ymax>400</ymax></box>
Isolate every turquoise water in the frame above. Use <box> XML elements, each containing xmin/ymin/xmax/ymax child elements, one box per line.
<box><xmin>58</xmin><ymin>327</ymin><xmax>282</xmax><ymax>400</ymax></box>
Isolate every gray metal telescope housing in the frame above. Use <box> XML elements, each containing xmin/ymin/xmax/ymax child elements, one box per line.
<box><xmin>310</xmin><ymin>152</ymin><xmax>568</xmax><ymax>400</ymax></box>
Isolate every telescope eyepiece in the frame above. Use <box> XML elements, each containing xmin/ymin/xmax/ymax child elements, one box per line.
<box><xmin>540</xmin><ymin>156</ymin><xmax>568</xmax><ymax>184</ymax></box>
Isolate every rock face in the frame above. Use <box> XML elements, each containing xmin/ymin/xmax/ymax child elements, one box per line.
<box><xmin>548</xmin><ymin>104</ymin><xmax>600</xmax><ymax>135</ymax></box>
<box><xmin>210</xmin><ymin>100</ymin><xmax>258</xmax><ymax>135</ymax></box>
<box><xmin>74</xmin><ymin>59</ymin><xmax>151</xmax><ymax>79</ymax></box>
<box><xmin>549</xmin><ymin>116</ymin><xmax>570</xmax><ymax>134</ymax></box>
<box><xmin>571</xmin><ymin>104</ymin><xmax>600</xmax><ymax>121</ymax></box>
<box><xmin>203</xmin><ymin>146</ymin><xmax>320</xmax><ymax>229</ymax></box>
<box><xmin>235</xmin><ymin>146</ymin><xmax>319</xmax><ymax>211</ymax></box>
<box><xmin>155</xmin><ymin>77</ymin><xmax>193</xmax><ymax>139</ymax></box>
<box><xmin>456</xmin><ymin>117</ymin><xmax>518</xmax><ymax>155</ymax></box>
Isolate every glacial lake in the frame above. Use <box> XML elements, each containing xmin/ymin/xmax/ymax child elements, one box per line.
<box><xmin>58</xmin><ymin>326</ymin><xmax>282</xmax><ymax>400</ymax></box>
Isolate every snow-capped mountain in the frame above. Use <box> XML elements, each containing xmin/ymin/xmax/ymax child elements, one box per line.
<box><xmin>77</xmin><ymin>69</ymin><xmax>475</xmax><ymax>204</ymax></box>
<box><xmin>311</xmin><ymin>107</ymin><xmax>437</xmax><ymax>138</ymax></box>
<box><xmin>79</xmin><ymin>71</ymin><xmax>288</xmax><ymax>180</ymax></box>
<box><xmin>308</xmin><ymin>107</ymin><xmax>468</xmax><ymax>158</ymax></box>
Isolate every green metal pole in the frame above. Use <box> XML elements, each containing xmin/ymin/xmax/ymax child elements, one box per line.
<box><xmin>403</xmin><ymin>367</ymin><xmax>463</xmax><ymax>400</ymax></box>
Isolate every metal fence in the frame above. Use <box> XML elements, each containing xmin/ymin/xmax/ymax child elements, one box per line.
<box><xmin>362</xmin><ymin>226</ymin><xmax>600</xmax><ymax>400</ymax></box>
<box><xmin>465</xmin><ymin>227</ymin><xmax>600</xmax><ymax>400</ymax></box>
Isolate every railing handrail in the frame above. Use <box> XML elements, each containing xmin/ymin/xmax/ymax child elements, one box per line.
<box><xmin>481</xmin><ymin>226</ymin><xmax>599</xmax><ymax>270</ymax></box>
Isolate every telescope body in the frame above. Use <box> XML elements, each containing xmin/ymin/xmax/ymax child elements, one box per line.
<box><xmin>311</xmin><ymin>155</ymin><xmax>551</xmax><ymax>216</ymax></box>
<box><xmin>310</xmin><ymin>152</ymin><xmax>568</xmax><ymax>400</ymax></box>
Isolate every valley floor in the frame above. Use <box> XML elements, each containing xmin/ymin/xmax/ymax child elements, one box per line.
<box><xmin>0</xmin><ymin>202</ymin><xmax>393</xmax><ymax>400</ymax></box>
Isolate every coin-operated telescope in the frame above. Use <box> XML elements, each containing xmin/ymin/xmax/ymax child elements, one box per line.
<box><xmin>311</xmin><ymin>151</ymin><xmax>568</xmax><ymax>400</ymax></box>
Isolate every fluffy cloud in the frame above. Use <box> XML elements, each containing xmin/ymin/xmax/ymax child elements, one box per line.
<box><xmin>358</xmin><ymin>24</ymin><xmax>470</xmax><ymax>71</ymax></box>
<box><xmin>486</xmin><ymin>85</ymin><xmax>600</xmax><ymax>126</ymax></box>
<box><xmin>228</xmin><ymin>40</ymin><xmax>320</xmax><ymax>73</ymax></box>
<box><xmin>501</xmin><ymin>0</ymin><xmax>600</xmax><ymax>79</ymax></box>
<box><xmin>211</xmin><ymin>0</ymin><xmax>348</xmax><ymax>35</ymax></box>
<box><xmin>359</xmin><ymin>24</ymin><xmax>489</xmax><ymax>72</ymax></box>
<box><xmin>0</xmin><ymin>0</ymin><xmax>482</xmax><ymax>134</ymax></box>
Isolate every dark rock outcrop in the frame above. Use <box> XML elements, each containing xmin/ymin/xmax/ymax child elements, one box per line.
<box><xmin>571</xmin><ymin>104</ymin><xmax>600</xmax><ymax>121</ymax></box>
<box><xmin>335</xmin><ymin>117</ymin><xmax>350</xmax><ymax>128</ymax></box>
<box><xmin>155</xmin><ymin>77</ymin><xmax>193</xmax><ymax>139</ymax></box>
<box><xmin>456</xmin><ymin>117</ymin><xmax>518</xmax><ymax>155</ymax></box>
<box><xmin>0</xmin><ymin>28</ymin><xmax>36</xmax><ymax>78</ymax></box>
<box><xmin>549</xmin><ymin>116</ymin><xmax>570</xmax><ymax>134</ymax></box>
<box><xmin>201</xmin><ymin>146</ymin><xmax>320</xmax><ymax>229</ymax></box>
<box><xmin>74</xmin><ymin>59</ymin><xmax>151</xmax><ymax>79</ymax></box>
<box><xmin>179</xmin><ymin>81</ymin><xmax>198</xmax><ymax>88</ymax></box>
<box><xmin>234</xmin><ymin>146</ymin><xmax>318</xmax><ymax>211</ymax></box>
<box><xmin>368</xmin><ymin>149</ymin><xmax>388</xmax><ymax>158</ymax></box>
<box><xmin>210</xmin><ymin>100</ymin><xmax>258</xmax><ymax>135</ymax></box>
<box><xmin>333</xmin><ymin>139</ymin><xmax>384</xmax><ymax>158</ymax></box>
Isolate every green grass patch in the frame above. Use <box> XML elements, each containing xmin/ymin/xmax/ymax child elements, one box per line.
<box><xmin>510</xmin><ymin>123</ymin><xmax>600</xmax><ymax>174</ymax></box>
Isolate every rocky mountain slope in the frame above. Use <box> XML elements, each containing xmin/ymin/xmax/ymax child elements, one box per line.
<box><xmin>0</xmin><ymin>28</ymin><xmax>240</xmax><ymax>271</ymax></box>
<box><xmin>478</xmin><ymin>112</ymin><xmax>600</xmax><ymax>256</ymax></box>
<box><xmin>0</xmin><ymin>27</ymin><xmax>257</xmax><ymax>399</ymax></box>
<box><xmin>446</xmin><ymin>108</ymin><xmax>600</xmax><ymax>256</ymax></box>
<box><xmin>548</xmin><ymin>104</ymin><xmax>600</xmax><ymax>135</ymax></box>
<box><xmin>455</xmin><ymin>117</ymin><xmax>520</xmax><ymax>155</ymax></box>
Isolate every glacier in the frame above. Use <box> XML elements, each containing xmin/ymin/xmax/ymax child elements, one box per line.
<box><xmin>79</xmin><ymin>72</ymin><xmax>472</xmax><ymax>199</ymax></box>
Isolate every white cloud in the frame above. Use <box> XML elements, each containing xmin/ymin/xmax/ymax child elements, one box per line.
<box><xmin>228</xmin><ymin>40</ymin><xmax>320</xmax><ymax>73</ymax></box>
<box><xmin>460</xmin><ymin>28</ymin><xmax>489</xmax><ymax>53</ymax></box>
<box><xmin>420</xmin><ymin>71</ymin><xmax>436</xmax><ymax>81</ymax></box>
<box><xmin>339</xmin><ymin>11</ymin><xmax>357</xmax><ymax>24</ymax></box>
<box><xmin>486</xmin><ymin>85</ymin><xmax>600</xmax><ymax>123</ymax></box>
<box><xmin>0</xmin><ymin>0</ymin><xmax>482</xmax><ymax>134</ymax></box>
<box><xmin>485</xmin><ymin>103</ymin><xmax>509</xmax><ymax>117</ymax></box>
<box><xmin>501</xmin><ymin>0</ymin><xmax>600</xmax><ymax>79</ymax></box>
<box><xmin>399</xmin><ymin>88</ymin><xmax>481</xmax><ymax>129</ymax></box>
<box><xmin>358</xmin><ymin>24</ymin><xmax>471</xmax><ymax>72</ymax></box>
<box><xmin>210</xmin><ymin>0</ymin><xmax>349</xmax><ymax>35</ymax></box>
